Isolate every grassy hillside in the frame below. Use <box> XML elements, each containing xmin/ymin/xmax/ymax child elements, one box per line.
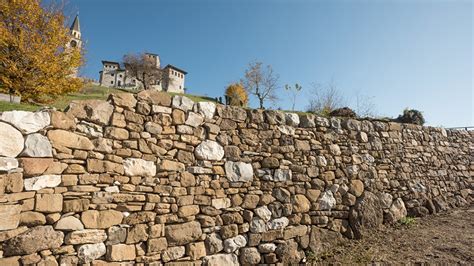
<box><xmin>0</xmin><ymin>84</ymin><xmax>217</xmax><ymax>112</ymax></box>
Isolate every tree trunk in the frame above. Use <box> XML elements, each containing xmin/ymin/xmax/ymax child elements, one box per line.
<box><xmin>259</xmin><ymin>97</ymin><xmax>264</xmax><ymax>109</ymax></box>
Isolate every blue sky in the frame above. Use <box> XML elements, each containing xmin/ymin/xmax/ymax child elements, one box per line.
<box><xmin>65</xmin><ymin>0</ymin><xmax>472</xmax><ymax>127</ymax></box>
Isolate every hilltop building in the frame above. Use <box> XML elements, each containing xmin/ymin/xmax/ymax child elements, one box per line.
<box><xmin>67</xmin><ymin>15</ymin><xmax>82</xmax><ymax>78</ymax></box>
<box><xmin>98</xmin><ymin>53</ymin><xmax>187</xmax><ymax>93</ymax></box>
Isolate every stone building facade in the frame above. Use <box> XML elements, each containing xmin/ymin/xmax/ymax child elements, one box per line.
<box><xmin>99</xmin><ymin>53</ymin><xmax>187</xmax><ymax>93</ymax></box>
<box><xmin>0</xmin><ymin>91</ymin><xmax>471</xmax><ymax>265</ymax></box>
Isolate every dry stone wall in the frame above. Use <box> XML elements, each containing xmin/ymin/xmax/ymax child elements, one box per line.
<box><xmin>0</xmin><ymin>90</ymin><xmax>472</xmax><ymax>265</ymax></box>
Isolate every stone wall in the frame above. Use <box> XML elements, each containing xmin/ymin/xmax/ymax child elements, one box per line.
<box><xmin>0</xmin><ymin>90</ymin><xmax>472</xmax><ymax>265</ymax></box>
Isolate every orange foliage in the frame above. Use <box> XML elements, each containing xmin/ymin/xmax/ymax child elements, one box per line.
<box><xmin>225</xmin><ymin>83</ymin><xmax>248</xmax><ymax>107</ymax></box>
<box><xmin>0</xmin><ymin>0</ymin><xmax>83</xmax><ymax>103</ymax></box>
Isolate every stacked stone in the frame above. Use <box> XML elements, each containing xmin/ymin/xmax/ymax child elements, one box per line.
<box><xmin>0</xmin><ymin>90</ymin><xmax>472</xmax><ymax>265</ymax></box>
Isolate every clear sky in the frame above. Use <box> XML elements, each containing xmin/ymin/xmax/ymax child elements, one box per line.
<box><xmin>64</xmin><ymin>0</ymin><xmax>472</xmax><ymax>127</ymax></box>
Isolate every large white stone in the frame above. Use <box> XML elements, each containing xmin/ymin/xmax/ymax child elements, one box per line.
<box><xmin>0</xmin><ymin>111</ymin><xmax>50</xmax><ymax>134</ymax></box>
<box><xmin>211</xmin><ymin>198</ymin><xmax>231</xmax><ymax>209</ymax></box>
<box><xmin>123</xmin><ymin>158</ymin><xmax>156</xmax><ymax>177</ymax></box>
<box><xmin>0</xmin><ymin>157</ymin><xmax>18</xmax><ymax>171</ymax></box>
<box><xmin>197</xmin><ymin>102</ymin><xmax>216</xmax><ymax>119</ymax></box>
<box><xmin>24</xmin><ymin>175</ymin><xmax>61</xmax><ymax>191</ymax></box>
<box><xmin>285</xmin><ymin>113</ymin><xmax>300</xmax><ymax>127</ymax></box>
<box><xmin>225</xmin><ymin>161</ymin><xmax>253</xmax><ymax>182</ymax></box>
<box><xmin>172</xmin><ymin>95</ymin><xmax>194</xmax><ymax>112</ymax></box>
<box><xmin>277</xmin><ymin>125</ymin><xmax>295</xmax><ymax>135</ymax></box>
<box><xmin>273</xmin><ymin>169</ymin><xmax>292</xmax><ymax>181</ymax></box>
<box><xmin>267</xmin><ymin>217</ymin><xmax>289</xmax><ymax>230</ymax></box>
<box><xmin>203</xmin><ymin>254</ymin><xmax>239</xmax><ymax>266</ymax></box>
<box><xmin>0</xmin><ymin>122</ymin><xmax>24</xmax><ymax>157</ymax></box>
<box><xmin>386</xmin><ymin>198</ymin><xmax>407</xmax><ymax>223</ymax></box>
<box><xmin>195</xmin><ymin>140</ymin><xmax>224</xmax><ymax>161</ymax></box>
<box><xmin>254</xmin><ymin>206</ymin><xmax>272</xmax><ymax>222</ymax></box>
<box><xmin>223</xmin><ymin>235</ymin><xmax>247</xmax><ymax>253</ymax></box>
<box><xmin>185</xmin><ymin>112</ymin><xmax>204</xmax><ymax>127</ymax></box>
<box><xmin>55</xmin><ymin>216</ymin><xmax>84</xmax><ymax>231</ymax></box>
<box><xmin>77</xmin><ymin>243</ymin><xmax>106</xmax><ymax>263</ymax></box>
<box><xmin>21</xmin><ymin>133</ymin><xmax>53</xmax><ymax>157</ymax></box>
<box><xmin>319</xmin><ymin>191</ymin><xmax>337</xmax><ymax>210</ymax></box>
<box><xmin>250</xmin><ymin>218</ymin><xmax>267</xmax><ymax>233</ymax></box>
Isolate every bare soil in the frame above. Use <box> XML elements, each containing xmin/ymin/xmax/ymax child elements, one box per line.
<box><xmin>310</xmin><ymin>204</ymin><xmax>474</xmax><ymax>264</ymax></box>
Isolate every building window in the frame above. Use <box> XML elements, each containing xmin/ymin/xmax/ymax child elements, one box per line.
<box><xmin>111</xmin><ymin>73</ymin><xmax>114</xmax><ymax>77</ymax></box>
<box><xmin>119</xmin><ymin>74</ymin><xmax>122</xmax><ymax>78</ymax></box>
<box><xmin>110</xmin><ymin>81</ymin><xmax>113</xmax><ymax>84</ymax></box>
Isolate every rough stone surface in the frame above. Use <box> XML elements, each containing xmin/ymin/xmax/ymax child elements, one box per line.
<box><xmin>106</xmin><ymin>244</ymin><xmax>136</xmax><ymax>261</ymax></box>
<box><xmin>55</xmin><ymin>216</ymin><xmax>84</xmax><ymax>231</ymax></box>
<box><xmin>195</xmin><ymin>140</ymin><xmax>224</xmax><ymax>161</ymax></box>
<box><xmin>0</xmin><ymin>111</ymin><xmax>50</xmax><ymax>134</ymax></box>
<box><xmin>225</xmin><ymin>161</ymin><xmax>253</xmax><ymax>182</ymax></box>
<box><xmin>349</xmin><ymin>191</ymin><xmax>383</xmax><ymax>239</ymax></box>
<box><xmin>0</xmin><ymin>157</ymin><xmax>18</xmax><ymax>171</ymax></box>
<box><xmin>203</xmin><ymin>254</ymin><xmax>239</xmax><ymax>266</ymax></box>
<box><xmin>65</xmin><ymin>229</ymin><xmax>107</xmax><ymax>244</ymax></box>
<box><xmin>123</xmin><ymin>158</ymin><xmax>156</xmax><ymax>177</ymax></box>
<box><xmin>24</xmin><ymin>175</ymin><xmax>61</xmax><ymax>191</ymax></box>
<box><xmin>21</xmin><ymin>133</ymin><xmax>53</xmax><ymax>157</ymax></box>
<box><xmin>67</xmin><ymin>100</ymin><xmax>113</xmax><ymax>126</ymax></box>
<box><xmin>319</xmin><ymin>191</ymin><xmax>337</xmax><ymax>210</ymax></box>
<box><xmin>0</xmin><ymin>122</ymin><xmax>24</xmax><ymax>157</ymax></box>
<box><xmin>3</xmin><ymin>226</ymin><xmax>63</xmax><ymax>256</ymax></box>
<box><xmin>77</xmin><ymin>243</ymin><xmax>106</xmax><ymax>263</ymax></box>
<box><xmin>47</xmin><ymin>130</ymin><xmax>94</xmax><ymax>150</ymax></box>
<box><xmin>197</xmin><ymin>102</ymin><xmax>216</xmax><ymax>119</ymax></box>
<box><xmin>172</xmin><ymin>95</ymin><xmax>194</xmax><ymax>111</ymax></box>
<box><xmin>165</xmin><ymin>221</ymin><xmax>202</xmax><ymax>246</ymax></box>
<box><xmin>385</xmin><ymin>198</ymin><xmax>407</xmax><ymax>224</ymax></box>
<box><xmin>0</xmin><ymin>205</ymin><xmax>22</xmax><ymax>231</ymax></box>
<box><xmin>81</xmin><ymin>210</ymin><xmax>123</xmax><ymax>229</ymax></box>
<box><xmin>240</xmin><ymin>247</ymin><xmax>261</xmax><ymax>264</ymax></box>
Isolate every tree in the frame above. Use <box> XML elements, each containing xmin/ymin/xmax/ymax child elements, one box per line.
<box><xmin>241</xmin><ymin>61</ymin><xmax>279</xmax><ymax>109</ymax></box>
<box><xmin>354</xmin><ymin>91</ymin><xmax>376</xmax><ymax>118</ymax></box>
<box><xmin>284</xmin><ymin>83</ymin><xmax>302</xmax><ymax>111</ymax></box>
<box><xmin>306</xmin><ymin>82</ymin><xmax>345</xmax><ymax>116</ymax></box>
<box><xmin>225</xmin><ymin>83</ymin><xmax>248</xmax><ymax>107</ymax></box>
<box><xmin>123</xmin><ymin>53</ymin><xmax>166</xmax><ymax>90</ymax></box>
<box><xmin>0</xmin><ymin>0</ymin><xmax>83</xmax><ymax>103</ymax></box>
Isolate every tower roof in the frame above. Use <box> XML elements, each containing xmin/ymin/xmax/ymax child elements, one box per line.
<box><xmin>70</xmin><ymin>15</ymin><xmax>80</xmax><ymax>32</ymax></box>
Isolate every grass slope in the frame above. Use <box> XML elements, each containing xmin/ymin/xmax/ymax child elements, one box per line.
<box><xmin>0</xmin><ymin>85</ymin><xmax>217</xmax><ymax>112</ymax></box>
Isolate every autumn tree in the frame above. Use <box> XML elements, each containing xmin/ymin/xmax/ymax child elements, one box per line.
<box><xmin>284</xmin><ymin>83</ymin><xmax>302</xmax><ymax>111</ymax></box>
<box><xmin>241</xmin><ymin>61</ymin><xmax>279</xmax><ymax>109</ymax></box>
<box><xmin>225</xmin><ymin>83</ymin><xmax>248</xmax><ymax>107</ymax></box>
<box><xmin>0</xmin><ymin>0</ymin><xmax>83</xmax><ymax>103</ymax></box>
<box><xmin>123</xmin><ymin>53</ymin><xmax>166</xmax><ymax>90</ymax></box>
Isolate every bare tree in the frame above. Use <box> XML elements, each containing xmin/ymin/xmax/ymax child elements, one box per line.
<box><xmin>241</xmin><ymin>61</ymin><xmax>279</xmax><ymax>109</ymax></box>
<box><xmin>284</xmin><ymin>83</ymin><xmax>303</xmax><ymax>111</ymax></box>
<box><xmin>307</xmin><ymin>82</ymin><xmax>345</xmax><ymax>116</ymax></box>
<box><xmin>123</xmin><ymin>52</ymin><xmax>165</xmax><ymax>90</ymax></box>
<box><xmin>354</xmin><ymin>91</ymin><xmax>376</xmax><ymax>118</ymax></box>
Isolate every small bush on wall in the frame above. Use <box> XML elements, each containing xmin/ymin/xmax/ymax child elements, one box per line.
<box><xmin>395</xmin><ymin>109</ymin><xmax>425</xmax><ymax>125</ymax></box>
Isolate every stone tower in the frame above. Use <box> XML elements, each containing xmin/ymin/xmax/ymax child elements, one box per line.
<box><xmin>68</xmin><ymin>15</ymin><xmax>82</xmax><ymax>77</ymax></box>
<box><xmin>69</xmin><ymin>15</ymin><xmax>82</xmax><ymax>49</ymax></box>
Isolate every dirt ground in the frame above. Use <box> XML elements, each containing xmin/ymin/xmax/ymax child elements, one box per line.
<box><xmin>311</xmin><ymin>204</ymin><xmax>474</xmax><ymax>264</ymax></box>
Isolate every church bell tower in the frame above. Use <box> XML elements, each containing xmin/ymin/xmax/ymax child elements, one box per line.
<box><xmin>69</xmin><ymin>15</ymin><xmax>82</xmax><ymax>49</ymax></box>
<box><xmin>68</xmin><ymin>15</ymin><xmax>82</xmax><ymax>77</ymax></box>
